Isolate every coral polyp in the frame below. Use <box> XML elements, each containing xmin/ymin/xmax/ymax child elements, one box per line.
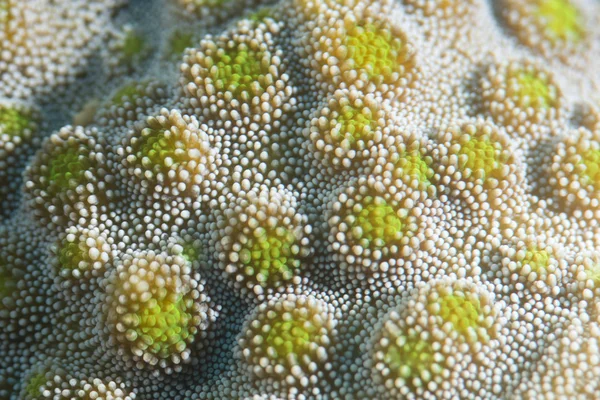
<box><xmin>103</xmin><ymin>250</ymin><xmax>216</xmax><ymax>371</ymax></box>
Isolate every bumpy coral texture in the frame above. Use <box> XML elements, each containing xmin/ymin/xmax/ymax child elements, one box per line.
<box><xmin>2</xmin><ymin>0</ymin><xmax>600</xmax><ymax>399</ymax></box>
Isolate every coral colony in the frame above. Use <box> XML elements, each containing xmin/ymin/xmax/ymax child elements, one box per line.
<box><xmin>1</xmin><ymin>0</ymin><xmax>600</xmax><ymax>399</ymax></box>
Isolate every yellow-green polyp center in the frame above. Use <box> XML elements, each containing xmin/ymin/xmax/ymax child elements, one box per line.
<box><xmin>0</xmin><ymin>1</ymin><xmax>10</xmax><ymax>27</ymax></box>
<box><xmin>332</xmin><ymin>105</ymin><xmax>377</xmax><ymax>144</ymax></box>
<box><xmin>111</xmin><ymin>83</ymin><xmax>144</xmax><ymax>106</ymax></box>
<box><xmin>458</xmin><ymin>135</ymin><xmax>503</xmax><ymax>180</ymax></box>
<box><xmin>535</xmin><ymin>0</ymin><xmax>584</xmax><ymax>42</ymax></box>
<box><xmin>434</xmin><ymin>294</ymin><xmax>482</xmax><ymax>338</ymax></box>
<box><xmin>58</xmin><ymin>239</ymin><xmax>88</xmax><ymax>272</ymax></box>
<box><xmin>384</xmin><ymin>333</ymin><xmax>436</xmax><ymax>383</ymax></box>
<box><xmin>265</xmin><ymin>314</ymin><xmax>317</xmax><ymax>359</ymax></box>
<box><xmin>514</xmin><ymin>71</ymin><xmax>557</xmax><ymax>109</ymax></box>
<box><xmin>351</xmin><ymin>197</ymin><xmax>405</xmax><ymax>249</ymax></box>
<box><xmin>344</xmin><ymin>23</ymin><xmax>409</xmax><ymax>79</ymax></box>
<box><xmin>131</xmin><ymin>295</ymin><xmax>193</xmax><ymax>358</ymax></box>
<box><xmin>521</xmin><ymin>248</ymin><xmax>550</xmax><ymax>273</ymax></box>
<box><xmin>396</xmin><ymin>152</ymin><xmax>433</xmax><ymax>185</ymax></box>
<box><xmin>249</xmin><ymin>7</ymin><xmax>272</xmax><ymax>22</ymax></box>
<box><xmin>138</xmin><ymin>129</ymin><xmax>189</xmax><ymax>169</ymax></box>
<box><xmin>580</xmin><ymin>148</ymin><xmax>600</xmax><ymax>190</ymax></box>
<box><xmin>169</xmin><ymin>30</ymin><xmax>194</xmax><ymax>56</ymax></box>
<box><xmin>123</xmin><ymin>31</ymin><xmax>145</xmax><ymax>60</ymax></box>
<box><xmin>25</xmin><ymin>373</ymin><xmax>47</xmax><ymax>398</ymax></box>
<box><xmin>210</xmin><ymin>48</ymin><xmax>266</xmax><ymax>95</ymax></box>
<box><xmin>181</xmin><ymin>243</ymin><xmax>199</xmax><ymax>264</ymax></box>
<box><xmin>240</xmin><ymin>227</ymin><xmax>297</xmax><ymax>284</ymax></box>
<box><xmin>584</xmin><ymin>263</ymin><xmax>600</xmax><ymax>287</ymax></box>
<box><xmin>0</xmin><ymin>107</ymin><xmax>32</xmax><ymax>136</ymax></box>
<box><xmin>48</xmin><ymin>147</ymin><xmax>90</xmax><ymax>189</ymax></box>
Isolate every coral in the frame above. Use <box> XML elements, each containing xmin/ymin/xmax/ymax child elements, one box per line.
<box><xmin>214</xmin><ymin>185</ymin><xmax>312</xmax><ymax>296</ymax></box>
<box><xmin>0</xmin><ymin>99</ymin><xmax>40</xmax><ymax>218</ymax></box>
<box><xmin>237</xmin><ymin>293</ymin><xmax>339</xmax><ymax>388</ymax></box>
<box><xmin>370</xmin><ymin>278</ymin><xmax>503</xmax><ymax>398</ymax></box>
<box><xmin>3</xmin><ymin>0</ymin><xmax>600</xmax><ymax>399</ymax></box>
<box><xmin>500</xmin><ymin>0</ymin><xmax>588</xmax><ymax>58</ymax></box>
<box><xmin>102</xmin><ymin>249</ymin><xmax>216</xmax><ymax>372</ymax></box>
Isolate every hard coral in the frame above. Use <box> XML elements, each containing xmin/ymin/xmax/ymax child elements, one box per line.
<box><xmin>2</xmin><ymin>0</ymin><xmax>600</xmax><ymax>399</ymax></box>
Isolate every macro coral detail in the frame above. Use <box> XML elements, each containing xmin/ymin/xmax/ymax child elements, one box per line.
<box><xmin>2</xmin><ymin>0</ymin><xmax>600</xmax><ymax>399</ymax></box>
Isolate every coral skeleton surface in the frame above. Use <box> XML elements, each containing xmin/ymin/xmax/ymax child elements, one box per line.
<box><xmin>2</xmin><ymin>0</ymin><xmax>600</xmax><ymax>399</ymax></box>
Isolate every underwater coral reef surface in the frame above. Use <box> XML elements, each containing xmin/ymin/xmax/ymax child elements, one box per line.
<box><xmin>1</xmin><ymin>0</ymin><xmax>600</xmax><ymax>399</ymax></box>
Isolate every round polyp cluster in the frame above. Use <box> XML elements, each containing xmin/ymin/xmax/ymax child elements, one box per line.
<box><xmin>481</xmin><ymin>61</ymin><xmax>561</xmax><ymax>132</ymax></box>
<box><xmin>0</xmin><ymin>99</ymin><xmax>40</xmax><ymax>218</ymax></box>
<box><xmin>370</xmin><ymin>278</ymin><xmax>503</xmax><ymax>398</ymax></box>
<box><xmin>24</xmin><ymin>125</ymin><xmax>111</xmax><ymax>230</ymax></box>
<box><xmin>432</xmin><ymin>122</ymin><xmax>525</xmax><ymax>216</ymax></box>
<box><xmin>238</xmin><ymin>293</ymin><xmax>339</xmax><ymax>386</ymax></box>
<box><xmin>52</xmin><ymin>225</ymin><xmax>113</xmax><ymax>280</ymax></box>
<box><xmin>305</xmin><ymin>89</ymin><xmax>390</xmax><ymax>169</ymax></box>
<box><xmin>0</xmin><ymin>0</ymin><xmax>120</xmax><ymax>98</ymax></box>
<box><xmin>493</xmin><ymin>238</ymin><xmax>565</xmax><ymax>296</ymax></box>
<box><xmin>214</xmin><ymin>185</ymin><xmax>312</xmax><ymax>295</ymax></box>
<box><xmin>103</xmin><ymin>250</ymin><xmax>214</xmax><ymax>371</ymax></box>
<box><xmin>180</xmin><ymin>18</ymin><xmax>292</xmax><ymax>122</ymax></box>
<box><xmin>308</xmin><ymin>9</ymin><xmax>415</xmax><ymax>97</ymax></box>
<box><xmin>120</xmin><ymin>109</ymin><xmax>219</xmax><ymax>198</ymax></box>
<box><xmin>537</xmin><ymin>128</ymin><xmax>600</xmax><ymax>217</ymax></box>
<box><xmin>500</xmin><ymin>0</ymin><xmax>587</xmax><ymax>57</ymax></box>
<box><xmin>326</xmin><ymin>174</ymin><xmax>448</xmax><ymax>285</ymax></box>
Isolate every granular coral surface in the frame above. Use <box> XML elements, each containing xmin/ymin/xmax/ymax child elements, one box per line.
<box><xmin>1</xmin><ymin>0</ymin><xmax>600</xmax><ymax>399</ymax></box>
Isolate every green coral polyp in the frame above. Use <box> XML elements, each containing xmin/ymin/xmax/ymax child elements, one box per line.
<box><xmin>181</xmin><ymin>244</ymin><xmax>199</xmax><ymax>264</ymax></box>
<box><xmin>240</xmin><ymin>227</ymin><xmax>298</xmax><ymax>284</ymax></box>
<box><xmin>580</xmin><ymin>148</ymin><xmax>600</xmax><ymax>190</ymax></box>
<box><xmin>521</xmin><ymin>248</ymin><xmax>551</xmax><ymax>273</ymax></box>
<box><xmin>58</xmin><ymin>239</ymin><xmax>87</xmax><ymax>272</ymax></box>
<box><xmin>138</xmin><ymin>129</ymin><xmax>189</xmax><ymax>169</ymax></box>
<box><xmin>249</xmin><ymin>7</ymin><xmax>272</xmax><ymax>22</ymax></box>
<box><xmin>24</xmin><ymin>373</ymin><xmax>47</xmax><ymax>398</ymax></box>
<box><xmin>384</xmin><ymin>333</ymin><xmax>438</xmax><ymax>384</ymax></box>
<box><xmin>344</xmin><ymin>23</ymin><xmax>409</xmax><ymax>80</ymax></box>
<box><xmin>121</xmin><ymin>31</ymin><xmax>146</xmax><ymax>63</ymax></box>
<box><xmin>48</xmin><ymin>147</ymin><xmax>90</xmax><ymax>189</ymax></box>
<box><xmin>266</xmin><ymin>316</ymin><xmax>317</xmax><ymax>359</ymax></box>
<box><xmin>535</xmin><ymin>0</ymin><xmax>584</xmax><ymax>42</ymax></box>
<box><xmin>169</xmin><ymin>30</ymin><xmax>194</xmax><ymax>56</ymax></box>
<box><xmin>332</xmin><ymin>104</ymin><xmax>377</xmax><ymax>145</ymax></box>
<box><xmin>514</xmin><ymin>71</ymin><xmax>557</xmax><ymax>109</ymax></box>
<box><xmin>396</xmin><ymin>152</ymin><xmax>433</xmax><ymax>185</ymax></box>
<box><xmin>457</xmin><ymin>135</ymin><xmax>504</xmax><ymax>180</ymax></box>
<box><xmin>0</xmin><ymin>106</ymin><xmax>32</xmax><ymax>135</ymax></box>
<box><xmin>129</xmin><ymin>295</ymin><xmax>194</xmax><ymax>358</ymax></box>
<box><xmin>583</xmin><ymin>263</ymin><xmax>600</xmax><ymax>287</ymax></box>
<box><xmin>431</xmin><ymin>293</ymin><xmax>486</xmax><ymax>340</ymax></box>
<box><xmin>111</xmin><ymin>83</ymin><xmax>145</xmax><ymax>106</ymax></box>
<box><xmin>210</xmin><ymin>48</ymin><xmax>266</xmax><ymax>95</ymax></box>
<box><xmin>350</xmin><ymin>196</ymin><xmax>407</xmax><ymax>249</ymax></box>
